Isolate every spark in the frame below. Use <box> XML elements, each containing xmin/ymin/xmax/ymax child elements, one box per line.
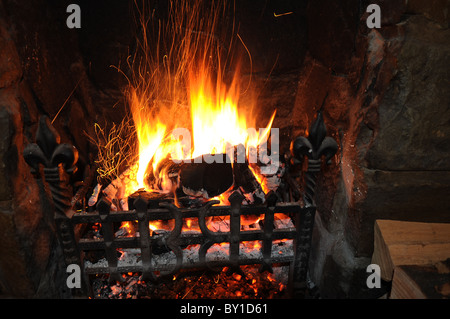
<box><xmin>273</xmin><ymin>11</ymin><xmax>293</xmax><ymax>18</ymax></box>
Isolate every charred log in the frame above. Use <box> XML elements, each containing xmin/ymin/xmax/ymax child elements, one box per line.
<box><xmin>127</xmin><ymin>189</ymin><xmax>172</xmax><ymax>209</ymax></box>
<box><xmin>180</xmin><ymin>153</ymin><xmax>233</xmax><ymax>198</ymax></box>
<box><xmin>144</xmin><ymin>155</ymin><xmax>183</xmax><ymax>192</ymax></box>
<box><xmin>233</xmin><ymin>162</ymin><xmax>265</xmax><ymax>205</ymax></box>
<box><xmin>136</xmin><ymin>146</ymin><xmax>280</xmax><ymax>205</ymax></box>
<box><xmin>143</xmin><ymin>153</ymin><xmax>234</xmax><ymax>199</ymax></box>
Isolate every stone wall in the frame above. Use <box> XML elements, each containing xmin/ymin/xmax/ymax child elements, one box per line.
<box><xmin>0</xmin><ymin>0</ymin><xmax>125</xmax><ymax>297</ymax></box>
<box><xmin>301</xmin><ymin>0</ymin><xmax>450</xmax><ymax>297</ymax></box>
<box><xmin>0</xmin><ymin>0</ymin><xmax>79</xmax><ymax>297</ymax></box>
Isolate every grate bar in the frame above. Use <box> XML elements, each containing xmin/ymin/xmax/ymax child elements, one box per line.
<box><xmin>97</xmin><ymin>198</ymin><xmax>124</xmax><ymax>283</ymax></box>
<box><xmin>84</xmin><ymin>255</ymin><xmax>295</xmax><ymax>275</ymax></box>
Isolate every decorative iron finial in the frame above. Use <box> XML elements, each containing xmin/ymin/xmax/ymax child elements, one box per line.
<box><xmin>23</xmin><ymin>116</ymin><xmax>79</xmax><ymax>217</ymax></box>
<box><xmin>291</xmin><ymin>111</ymin><xmax>338</xmax><ymax>164</ymax></box>
<box><xmin>290</xmin><ymin>111</ymin><xmax>338</xmax><ymax>206</ymax></box>
<box><xmin>23</xmin><ymin>116</ymin><xmax>78</xmax><ymax>174</ymax></box>
<box><xmin>23</xmin><ymin>116</ymin><xmax>82</xmax><ymax>275</ymax></box>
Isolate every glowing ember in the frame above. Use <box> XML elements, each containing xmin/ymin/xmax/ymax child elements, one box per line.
<box><xmin>92</xmin><ymin>265</ymin><xmax>287</xmax><ymax>299</ymax></box>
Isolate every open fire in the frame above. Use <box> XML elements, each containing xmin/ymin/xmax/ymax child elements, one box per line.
<box><xmin>76</xmin><ymin>0</ymin><xmax>292</xmax><ymax>298</ymax></box>
<box><xmin>88</xmin><ymin>0</ymin><xmax>281</xmax><ymax>233</ymax></box>
<box><xmin>124</xmin><ymin>0</ymin><xmax>276</xmax><ymax>196</ymax></box>
<box><xmin>24</xmin><ymin>98</ymin><xmax>335</xmax><ymax>299</ymax></box>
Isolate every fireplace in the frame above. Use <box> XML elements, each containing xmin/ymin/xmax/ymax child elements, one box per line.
<box><xmin>23</xmin><ymin>107</ymin><xmax>336</xmax><ymax>298</ymax></box>
<box><xmin>1</xmin><ymin>0</ymin><xmax>450</xmax><ymax>299</ymax></box>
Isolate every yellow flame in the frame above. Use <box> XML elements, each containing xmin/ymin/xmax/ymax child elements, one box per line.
<box><xmin>126</xmin><ymin>0</ymin><xmax>275</xmax><ymax>192</ymax></box>
<box><xmin>129</xmin><ymin>91</ymin><xmax>167</xmax><ymax>189</ymax></box>
<box><xmin>189</xmin><ymin>70</ymin><xmax>253</xmax><ymax>158</ymax></box>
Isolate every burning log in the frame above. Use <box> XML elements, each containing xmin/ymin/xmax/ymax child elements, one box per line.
<box><xmin>144</xmin><ymin>156</ymin><xmax>183</xmax><ymax>193</ymax></box>
<box><xmin>232</xmin><ymin>145</ymin><xmax>265</xmax><ymax>205</ymax></box>
<box><xmin>93</xmin><ymin>144</ymin><xmax>282</xmax><ymax>211</ymax></box>
<box><xmin>180</xmin><ymin>153</ymin><xmax>233</xmax><ymax>199</ymax></box>
<box><xmin>127</xmin><ymin>189</ymin><xmax>172</xmax><ymax>210</ymax></box>
<box><xmin>143</xmin><ymin>153</ymin><xmax>234</xmax><ymax>199</ymax></box>
<box><xmin>143</xmin><ymin>153</ymin><xmax>235</xmax><ymax>200</ymax></box>
<box><xmin>142</xmin><ymin>150</ymin><xmax>272</xmax><ymax>207</ymax></box>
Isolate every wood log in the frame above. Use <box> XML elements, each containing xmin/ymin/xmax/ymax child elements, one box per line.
<box><xmin>127</xmin><ymin>189</ymin><xmax>172</xmax><ymax>209</ymax></box>
<box><xmin>143</xmin><ymin>153</ymin><xmax>234</xmax><ymax>198</ymax></box>
<box><xmin>180</xmin><ymin>153</ymin><xmax>233</xmax><ymax>198</ymax></box>
<box><xmin>231</xmin><ymin>144</ymin><xmax>265</xmax><ymax>204</ymax></box>
<box><xmin>390</xmin><ymin>259</ymin><xmax>450</xmax><ymax>299</ymax></box>
<box><xmin>371</xmin><ymin>220</ymin><xmax>450</xmax><ymax>281</ymax></box>
<box><xmin>144</xmin><ymin>156</ymin><xmax>183</xmax><ymax>192</ymax></box>
<box><xmin>141</xmin><ymin>149</ymin><xmax>269</xmax><ymax>204</ymax></box>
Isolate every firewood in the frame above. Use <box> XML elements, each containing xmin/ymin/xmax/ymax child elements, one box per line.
<box><xmin>127</xmin><ymin>189</ymin><xmax>172</xmax><ymax>209</ymax></box>
<box><xmin>390</xmin><ymin>259</ymin><xmax>450</xmax><ymax>299</ymax></box>
<box><xmin>180</xmin><ymin>153</ymin><xmax>233</xmax><ymax>198</ymax></box>
<box><xmin>234</xmin><ymin>161</ymin><xmax>264</xmax><ymax>200</ymax></box>
<box><xmin>231</xmin><ymin>145</ymin><xmax>265</xmax><ymax>204</ymax></box>
<box><xmin>88</xmin><ymin>183</ymin><xmax>102</xmax><ymax>207</ymax></box>
<box><xmin>371</xmin><ymin>220</ymin><xmax>450</xmax><ymax>281</ymax></box>
<box><xmin>137</xmin><ymin>148</ymin><xmax>273</xmax><ymax>204</ymax></box>
<box><xmin>145</xmin><ymin>156</ymin><xmax>183</xmax><ymax>192</ymax></box>
<box><xmin>143</xmin><ymin>153</ymin><xmax>235</xmax><ymax>199</ymax></box>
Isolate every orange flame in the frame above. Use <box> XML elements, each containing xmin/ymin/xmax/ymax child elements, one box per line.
<box><xmin>125</xmin><ymin>0</ymin><xmax>275</xmax><ymax>195</ymax></box>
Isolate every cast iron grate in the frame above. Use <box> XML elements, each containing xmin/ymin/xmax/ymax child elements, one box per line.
<box><xmin>23</xmin><ymin>111</ymin><xmax>337</xmax><ymax>298</ymax></box>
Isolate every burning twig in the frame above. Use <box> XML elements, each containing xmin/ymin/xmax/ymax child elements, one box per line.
<box><xmin>88</xmin><ymin>183</ymin><xmax>102</xmax><ymax>207</ymax></box>
<box><xmin>85</xmin><ymin>118</ymin><xmax>137</xmax><ymax>188</ymax></box>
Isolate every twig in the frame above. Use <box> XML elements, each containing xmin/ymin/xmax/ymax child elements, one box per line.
<box><xmin>52</xmin><ymin>77</ymin><xmax>82</xmax><ymax>124</ymax></box>
<box><xmin>181</xmin><ymin>272</ymin><xmax>205</xmax><ymax>299</ymax></box>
